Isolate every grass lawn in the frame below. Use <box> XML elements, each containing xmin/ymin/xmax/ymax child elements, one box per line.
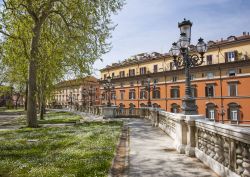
<box><xmin>0</xmin><ymin>121</ymin><xmax>123</xmax><ymax>177</ymax></box>
<box><xmin>0</xmin><ymin>107</ymin><xmax>25</xmax><ymax>113</ymax></box>
<box><xmin>0</xmin><ymin>111</ymin><xmax>82</xmax><ymax>126</ymax></box>
<box><xmin>38</xmin><ymin>111</ymin><xmax>82</xmax><ymax>124</ymax></box>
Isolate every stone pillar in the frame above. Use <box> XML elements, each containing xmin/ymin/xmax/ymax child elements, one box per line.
<box><xmin>175</xmin><ymin>115</ymin><xmax>187</xmax><ymax>154</ymax></box>
<box><xmin>103</xmin><ymin>106</ymin><xmax>117</xmax><ymax>118</ymax></box>
<box><xmin>185</xmin><ymin>115</ymin><xmax>204</xmax><ymax>157</ymax></box>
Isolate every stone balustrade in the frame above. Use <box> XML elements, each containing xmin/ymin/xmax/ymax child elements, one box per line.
<box><xmin>145</xmin><ymin>108</ymin><xmax>250</xmax><ymax>177</ymax></box>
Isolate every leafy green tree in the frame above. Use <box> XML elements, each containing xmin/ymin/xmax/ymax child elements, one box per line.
<box><xmin>0</xmin><ymin>0</ymin><xmax>124</xmax><ymax>127</ymax></box>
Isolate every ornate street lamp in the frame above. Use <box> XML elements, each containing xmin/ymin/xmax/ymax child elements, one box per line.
<box><xmin>169</xmin><ymin>19</ymin><xmax>208</xmax><ymax>115</ymax></box>
<box><xmin>88</xmin><ymin>85</ymin><xmax>95</xmax><ymax>106</ymax></box>
<box><xmin>145</xmin><ymin>75</ymin><xmax>152</xmax><ymax>107</ymax></box>
<box><xmin>103</xmin><ymin>75</ymin><xmax>115</xmax><ymax>107</ymax></box>
<box><xmin>68</xmin><ymin>91</ymin><xmax>73</xmax><ymax>109</ymax></box>
<box><xmin>81</xmin><ymin>88</ymin><xmax>88</xmax><ymax>108</ymax></box>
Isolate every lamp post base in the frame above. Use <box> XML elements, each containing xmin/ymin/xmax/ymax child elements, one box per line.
<box><xmin>181</xmin><ymin>97</ymin><xmax>198</xmax><ymax>115</ymax></box>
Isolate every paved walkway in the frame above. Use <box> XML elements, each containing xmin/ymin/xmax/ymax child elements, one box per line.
<box><xmin>126</xmin><ymin>118</ymin><xmax>218</xmax><ymax>177</ymax></box>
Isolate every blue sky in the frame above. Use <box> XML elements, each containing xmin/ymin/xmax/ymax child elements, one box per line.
<box><xmin>93</xmin><ymin>0</ymin><xmax>250</xmax><ymax>77</ymax></box>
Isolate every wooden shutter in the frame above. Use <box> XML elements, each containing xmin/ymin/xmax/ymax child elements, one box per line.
<box><xmin>214</xmin><ymin>109</ymin><xmax>217</xmax><ymax>119</ymax></box>
<box><xmin>177</xmin><ymin>89</ymin><xmax>180</xmax><ymax>98</ymax></box>
<box><xmin>237</xmin><ymin>109</ymin><xmax>240</xmax><ymax>121</ymax></box>
<box><xmin>227</xmin><ymin>108</ymin><xmax>230</xmax><ymax>119</ymax></box>
<box><xmin>234</xmin><ymin>50</ymin><xmax>238</xmax><ymax>61</ymax></box>
<box><xmin>206</xmin><ymin>108</ymin><xmax>209</xmax><ymax>118</ymax></box>
<box><xmin>171</xmin><ymin>89</ymin><xmax>174</xmax><ymax>98</ymax></box>
<box><xmin>170</xmin><ymin>62</ymin><xmax>173</xmax><ymax>70</ymax></box>
<box><xmin>205</xmin><ymin>86</ymin><xmax>208</xmax><ymax>97</ymax></box>
<box><xmin>194</xmin><ymin>88</ymin><xmax>197</xmax><ymax>97</ymax></box>
<box><xmin>225</xmin><ymin>52</ymin><xmax>228</xmax><ymax>63</ymax></box>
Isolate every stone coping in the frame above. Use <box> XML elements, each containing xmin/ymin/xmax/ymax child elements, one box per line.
<box><xmin>195</xmin><ymin>119</ymin><xmax>250</xmax><ymax>144</ymax></box>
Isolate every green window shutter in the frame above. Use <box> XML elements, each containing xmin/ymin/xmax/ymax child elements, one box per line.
<box><xmin>234</xmin><ymin>50</ymin><xmax>238</xmax><ymax>61</ymax></box>
<box><xmin>225</xmin><ymin>52</ymin><xmax>228</xmax><ymax>63</ymax></box>
<box><xmin>205</xmin><ymin>86</ymin><xmax>208</xmax><ymax>97</ymax></box>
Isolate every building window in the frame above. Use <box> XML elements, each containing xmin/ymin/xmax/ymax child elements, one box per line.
<box><xmin>140</xmin><ymin>90</ymin><xmax>147</xmax><ymax>99</ymax></box>
<box><xmin>170</xmin><ymin>62</ymin><xmax>177</xmax><ymax>70</ymax></box>
<box><xmin>171</xmin><ymin>103</ymin><xmax>180</xmax><ymax>113</ymax></box>
<box><xmin>170</xmin><ymin>87</ymin><xmax>180</xmax><ymax>98</ymax></box>
<box><xmin>104</xmin><ymin>74</ymin><xmax>107</xmax><ymax>80</ymax></box>
<box><xmin>111</xmin><ymin>92</ymin><xmax>116</xmax><ymax>100</ymax></box>
<box><xmin>191</xmin><ymin>87</ymin><xmax>197</xmax><ymax>97</ymax></box>
<box><xmin>153</xmin><ymin>65</ymin><xmax>158</xmax><ymax>73</ymax></box>
<box><xmin>129</xmin><ymin>103</ymin><xmax>135</xmax><ymax>114</ymax></box>
<box><xmin>207</xmin><ymin>72</ymin><xmax>214</xmax><ymax>79</ymax></box>
<box><xmin>129</xmin><ymin>90</ymin><xmax>136</xmax><ymax>99</ymax></box>
<box><xmin>112</xmin><ymin>72</ymin><xmax>115</xmax><ymax>78</ymax></box>
<box><xmin>228</xmin><ymin>103</ymin><xmax>240</xmax><ymax>121</ymax></box>
<box><xmin>120</xmin><ymin>91</ymin><xmax>124</xmax><ymax>100</ymax></box>
<box><xmin>119</xmin><ymin>71</ymin><xmax>125</xmax><ymax>78</ymax></box>
<box><xmin>140</xmin><ymin>67</ymin><xmax>147</xmax><ymax>75</ymax></box>
<box><xmin>172</xmin><ymin>76</ymin><xmax>178</xmax><ymax>82</ymax></box>
<box><xmin>129</xmin><ymin>69</ymin><xmax>135</xmax><ymax>76</ymax></box>
<box><xmin>226</xmin><ymin>51</ymin><xmax>235</xmax><ymax>62</ymax></box>
<box><xmin>206</xmin><ymin>103</ymin><xmax>217</xmax><ymax>120</ymax></box>
<box><xmin>228</xmin><ymin>83</ymin><xmax>238</xmax><ymax>96</ymax></box>
<box><xmin>152</xmin><ymin>103</ymin><xmax>160</xmax><ymax>108</ymax></box>
<box><xmin>140</xmin><ymin>103</ymin><xmax>147</xmax><ymax>108</ymax></box>
<box><xmin>152</xmin><ymin>88</ymin><xmax>160</xmax><ymax>99</ymax></box>
<box><xmin>118</xmin><ymin>103</ymin><xmax>125</xmax><ymax>113</ymax></box>
<box><xmin>130</xmin><ymin>81</ymin><xmax>134</xmax><ymax>87</ymax></box>
<box><xmin>205</xmin><ymin>84</ymin><xmax>214</xmax><ymax>97</ymax></box>
<box><xmin>206</xmin><ymin>55</ymin><xmax>213</xmax><ymax>65</ymax></box>
<box><xmin>190</xmin><ymin>74</ymin><xmax>195</xmax><ymax>81</ymax></box>
<box><xmin>228</xmin><ymin>69</ymin><xmax>236</xmax><ymax>77</ymax></box>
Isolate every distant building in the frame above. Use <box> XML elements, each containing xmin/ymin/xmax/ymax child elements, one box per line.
<box><xmin>51</xmin><ymin>76</ymin><xmax>100</xmax><ymax>109</ymax></box>
<box><xmin>0</xmin><ymin>85</ymin><xmax>24</xmax><ymax>108</ymax></box>
<box><xmin>100</xmin><ymin>33</ymin><xmax>250</xmax><ymax>124</ymax></box>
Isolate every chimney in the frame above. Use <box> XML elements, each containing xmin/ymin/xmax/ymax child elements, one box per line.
<box><xmin>243</xmin><ymin>32</ymin><xmax>246</xmax><ymax>36</ymax></box>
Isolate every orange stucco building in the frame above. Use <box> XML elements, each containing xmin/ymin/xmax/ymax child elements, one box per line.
<box><xmin>100</xmin><ymin>33</ymin><xmax>250</xmax><ymax>124</ymax></box>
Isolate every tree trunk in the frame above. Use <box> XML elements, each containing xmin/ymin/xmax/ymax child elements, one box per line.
<box><xmin>27</xmin><ymin>22</ymin><xmax>42</xmax><ymax>128</ymax></box>
<box><xmin>15</xmin><ymin>95</ymin><xmax>20</xmax><ymax>110</ymax></box>
<box><xmin>25</xmin><ymin>81</ymin><xmax>28</xmax><ymax>111</ymax></box>
<box><xmin>40</xmin><ymin>86</ymin><xmax>45</xmax><ymax>120</ymax></box>
<box><xmin>40</xmin><ymin>100</ymin><xmax>45</xmax><ymax>120</ymax></box>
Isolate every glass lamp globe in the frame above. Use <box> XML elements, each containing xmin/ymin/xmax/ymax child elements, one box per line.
<box><xmin>179</xmin><ymin>33</ymin><xmax>190</xmax><ymax>49</ymax></box>
<box><xmin>196</xmin><ymin>38</ymin><xmax>207</xmax><ymax>54</ymax></box>
<box><xmin>178</xmin><ymin>18</ymin><xmax>192</xmax><ymax>41</ymax></box>
<box><xmin>169</xmin><ymin>42</ymin><xmax>180</xmax><ymax>57</ymax></box>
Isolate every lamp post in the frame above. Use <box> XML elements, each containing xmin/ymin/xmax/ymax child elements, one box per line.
<box><xmin>88</xmin><ymin>85</ymin><xmax>95</xmax><ymax>106</ymax></box>
<box><xmin>103</xmin><ymin>75</ymin><xmax>115</xmax><ymax>107</ymax></box>
<box><xmin>169</xmin><ymin>19</ymin><xmax>208</xmax><ymax>115</ymax></box>
<box><xmin>68</xmin><ymin>91</ymin><xmax>73</xmax><ymax>109</ymax></box>
<box><xmin>81</xmin><ymin>88</ymin><xmax>87</xmax><ymax>109</ymax></box>
<box><xmin>219</xmin><ymin>106</ymin><xmax>225</xmax><ymax>124</ymax></box>
<box><xmin>145</xmin><ymin>75</ymin><xmax>152</xmax><ymax>107</ymax></box>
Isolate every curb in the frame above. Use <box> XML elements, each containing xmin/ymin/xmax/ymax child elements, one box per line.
<box><xmin>108</xmin><ymin>123</ymin><xmax>129</xmax><ymax>177</ymax></box>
